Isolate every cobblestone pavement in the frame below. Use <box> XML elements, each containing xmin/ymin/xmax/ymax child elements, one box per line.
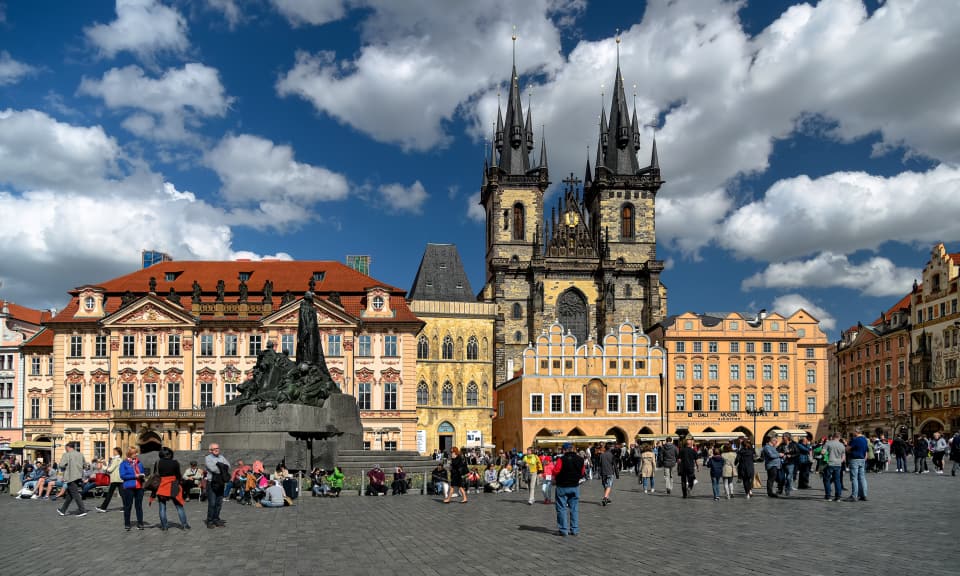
<box><xmin>1</xmin><ymin>469</ymin><xmax>957</xmax><ymax>576</ymax></box>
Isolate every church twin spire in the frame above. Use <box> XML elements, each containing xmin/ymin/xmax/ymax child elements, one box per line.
<box><xmin>492</xmin><ymin>32</ymin><xmax>546</xmax><ymax>177</ymax></box>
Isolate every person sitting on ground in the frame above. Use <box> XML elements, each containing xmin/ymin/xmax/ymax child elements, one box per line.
<box><xmin>391</xmin><ymin>466</ymin><xmax>408</xmax><ymax>495</ymax></box>
<box><xmin>258</xmin><ymin>479</ymin><xmax>286</xmax><ymax>508</ymax></box>
<box><xmin>326</xmin><ymin>467</ymin><xmax>344</xmax><ymax>497</ymax></box>
<box><xmin>27</xmin><ymin>464</ymin><xmax>49</xmax><ymax>498</ymax></box>
<box><xmin>497</xmin><ymin>463</ymin><xmax>515</xmax><ymax>492</ymax></box>
<box><xmin>181</xmin><ymin>461</ymin><xmax>204</xmax><ymax>501</ymax></box>
<box><xmin>483</xmin><ymin>463</ymin><xmax>500</xmax><ymax>493</ymax></box>
<box><xmin>310</xmin><ymin>467</ymin><xmax>329</xmax><ymax>497</ymax></box>
<box><xmin>465</xmin><ymin>467</ymin><xmax>482</xmax><ymax>494</ymax></box>
<box><xmin>226</xmin><ymin>459</ymin><xmax>251</xmax><ymax>501</ymax></box>
<box><xmin>366</xmin><ymin>465</ymin><xmax>388</xmax><ymax>496</ymax></box>
<box><xmin>431</xmin><ymin>462</ymin><xmax>449</xmax><ymax>498</ymax></box>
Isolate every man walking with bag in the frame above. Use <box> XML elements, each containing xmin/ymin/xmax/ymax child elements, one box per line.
<box><xmin>57</xmin><ymin>442</ymin><xmax>87</xmax><ymax>517</ymax></box>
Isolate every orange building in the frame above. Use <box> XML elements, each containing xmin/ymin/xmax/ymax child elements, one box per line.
<box><xmin>492</xmin><ymin>321</ymin><xmax>666</xmax><ymax>451</ymax></box>
<box><xmin>649</xmin><ymin>311</ymin><xmax>829</xmax><ymax>443</ymax></box>
<box><xmin>31</xmin><ymin>260</ymin><xmax>423</xmax><ymax>462</ymax></box>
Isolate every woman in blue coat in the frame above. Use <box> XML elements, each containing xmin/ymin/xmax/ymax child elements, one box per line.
<box><xmin>119</xmin><ymin>447</ymin><xmax>146</xmax><ymax>531</ymax></box>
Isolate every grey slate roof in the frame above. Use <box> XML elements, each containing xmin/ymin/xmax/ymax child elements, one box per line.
<box><xmin>408</xmin><ymin>244</ymin><xmax>474</xmax><ymax>302</ymax></box>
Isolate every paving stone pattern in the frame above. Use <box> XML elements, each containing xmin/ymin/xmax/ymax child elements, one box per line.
<box><xmin>1</xmin><ymin>469</ymin><xmax>957</xmax><ymax>575</ymax></box>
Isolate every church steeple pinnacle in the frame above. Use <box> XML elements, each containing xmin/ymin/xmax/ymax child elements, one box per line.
<box><xmin>494</xmin><ymin>28</ymin><xmax>532</xmax><ymax>176</ymax></box>
<box><xmin>597</xmin><ymin>32</ymin><xmax>641</xmax><ymax>175</ymax></box>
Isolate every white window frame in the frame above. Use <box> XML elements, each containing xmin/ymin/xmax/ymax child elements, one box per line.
<box><xmin>644</xmin><ymin>393</ymin><xmax>658</xmax><ymax>413</ymax></box>
<box><xmin>625</xmin><ymin>393</ymin><xmax>640</xmax><ymax>413</ymax></box>
<box><xmin>569</xmin><ymin>393</ymin><xmax>583</xmax><ymax>414</ymax></box>
<box><xmin>549</xmin><ymin>393</ymin><xmax>563</xmax><ymax>414</ymax></box>
<box><xmin>530</xmin><ymin>393</ymin><xmax>543</xmax><ymax>414</ymax></box>
<box><xmin>606</xmin><ymin>393</ymin><xmax>620</xmax><ymax>413</ymax></box>
<box><xmin>675</xmin><ymin>393</ymin><xmax>685</xmax><ymax>411</ymax></box>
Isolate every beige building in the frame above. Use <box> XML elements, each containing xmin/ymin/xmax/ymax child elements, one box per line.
<box><xmin>493</xmin><ymin>321</ymin><xmax>666</xmax><ymax>451</ymax></box>
<box><xmin>910</xmin><ymin>243</ymin><xmax>960</xmax><ymax>436</ymax></box>
<box><xmin>30</xmin><ymin>260</ymin><xmax>423</xmax><ymax>461</ymax></box>
<box><xmin>409</xmin><ymin>244</ymin><xmax>496</xmax><ymax>455</ymax></box>
<box><xmin>649</xmin><ymin>311</ymin><xmax>829</xmax><ymax>443</ymax></box>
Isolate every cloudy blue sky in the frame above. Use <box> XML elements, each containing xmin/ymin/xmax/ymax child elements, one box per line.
<box><xmin>1</xmin><ymin>0</ymin><xmax>958</xmax><ymax>338</ymax></box>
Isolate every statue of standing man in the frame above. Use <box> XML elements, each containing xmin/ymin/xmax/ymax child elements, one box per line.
<box><xmin>296</xmin><ymin>291</ymin><xmax>321</xmax><ymax>366</ymax></box>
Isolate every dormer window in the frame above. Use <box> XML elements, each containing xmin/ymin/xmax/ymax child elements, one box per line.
<box><xmin>372</xmin><ymin>296</ymin><xmax>385</xmax><ymax>311</ymax></box>
<box><xmin>313</xmin><ymin>272</ymin><xmax>325</xmax><ymax>282</ymax></box>
<box><xmin>84</xmin><ymin>297</ymin><xmax>96</xmax><ymax>311</ymax></box>
<box><xmin>238</xmin><ymin>272</ymin><xmax>252</xmax><ymax>282</ymax></box>
<box><xmin>164</xmin><ymin>272</ymin><xmax>180</xmax><ymax>282</ymax></box>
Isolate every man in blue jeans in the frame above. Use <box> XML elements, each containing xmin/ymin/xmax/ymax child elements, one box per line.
<box><xmin>551</xmin><ymin>442</ymin><xmax>585</xmax><ymax>537</ymax></box>
<box><xmin>846</xmin><ymin>428</ymin><xmax>869</xmax><ymax>502</ymax></box>
<box><xmin>822</xmin><ymin>433</ymin><xmax>845</xmax><ymax>501</ymax></box>
<box><xmin>204</xmin><ymin>443</ymin><xmax>230</xmax><ymax>528</ymax></box>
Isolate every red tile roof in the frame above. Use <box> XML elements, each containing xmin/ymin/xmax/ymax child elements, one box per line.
<box><xmin>1</xmin><ymin>299</ymin><xmax>52</xmax><ymax>326</ymax></box>
<box><xmin>871</xmin><ymin>292</ymin><xmax>911</xmax><ymax>325</ymax></box>
<box><xmin>21</xmin><ymin>327</ymin><xmax>53</xmax><ymax>350</ymax></box>
<box><xmin>48</xmin><ymin>261</ymin><xmax>422</xmax><ymax>326</ymax></box>
<box><xmin>951</xmin><ymin>253</ymin><xmax>960</xmax><ymax>265</ymax></box>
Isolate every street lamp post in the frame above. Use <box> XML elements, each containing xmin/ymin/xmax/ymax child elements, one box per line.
<box><xmin>745</xmin><ymin>407</ymin><xmax>766</xmax><ymax>447</ymax></box>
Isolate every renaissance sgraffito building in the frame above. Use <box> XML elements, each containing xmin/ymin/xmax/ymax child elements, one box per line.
<box><xmin>480</xmin><ymin>48</ymin><xmax>667</xmax><ymax>385</ymax></box>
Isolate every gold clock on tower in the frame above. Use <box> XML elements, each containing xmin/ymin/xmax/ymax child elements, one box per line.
<box><xmin>564</xmin><ymin>210</ymin><xmax>579</xmax><ymax>227</ymax></box>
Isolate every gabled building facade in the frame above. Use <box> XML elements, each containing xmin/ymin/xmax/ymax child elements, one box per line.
<box><xmin>409</xmin><ymin>244</ymin><xmax>496</xmax><ymax>454</ymax></box>
<box><xmin>835</xmin><ymin>295</ymin><xmax>912</xmax><ymax>438</ymax></box>
<box><xmin>480</xmin><ymin>47</ymin><xmax>667</xmax><ymax>386</ymax></box>
<box><xmin>493</xmin><ymin>321</ymin><xmax>666</xmax><ymax>451</ymax></box>
<box><xmin>910</xmin><ymin>243</ymin><xmax>960</xmax><ymax>436</ymax></box>
<box><xmin>38</xmin><ymin>261</ymin><xmax>423</xmax><ymax>461</ymax></box>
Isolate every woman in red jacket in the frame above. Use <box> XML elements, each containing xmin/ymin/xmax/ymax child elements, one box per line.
<box><xmin>151</xmin><ymin>447</ymin><xmax>190</xmax><ymax>530</ymax></box>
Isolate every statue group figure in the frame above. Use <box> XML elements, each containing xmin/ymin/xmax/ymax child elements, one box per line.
<box><xmin>227</xmin><ymin>291</ymin><xmax>340</xmax><ymax>413</ymax></box>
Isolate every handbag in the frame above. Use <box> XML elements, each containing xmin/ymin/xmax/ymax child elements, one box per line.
<box><xmin>144</xmin><ymin>463</ymin><xmax>161</xmax><ymax>492</ymax></box>
<box><xmin>752</xmin><ymin>472</ymin><xmax>763</xmax><ymax>489</ymax></box>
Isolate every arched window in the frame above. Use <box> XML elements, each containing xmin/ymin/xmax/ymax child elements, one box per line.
<box><xmin>442</xmin><ymin>382</ymin><xmax>453</xmax><ymax>406</ymax></box>
<box><xmin>417</xmin><ymin>336</ymin><xmax>429</xmax><ymax>359</ymax></box>
<box><xmin>512</xmin><ymin>303</ymin><xmax>522</xmax><ymax>319</ymax></box>
<box><xmin>442</xmin><ymin>336</ymin><xmax>454</xmax><ymax>360</ymax></box>
<box><xmin>417</xmin><ymin>381</ymin><xmax>429</xmax><ymax>405</ymax></box>
<box><xmin>466</xmin><ymin>382</ymin><xmax>479</xmax><ymax>406</ymax></box>
<box><xmin>466</xmin><ymin>336</ymin><xmax>479</xmax><ymax>360</ymax></box>
<box><xmin>621</xmin><ymin>203</ymin><xmax>635</xmax><ymax>239</ymax></box>
<box><xmin>513</xmin><ymin>202</ymin><xmax>525</xmax><ymax>240</ymax></box>
<box><xmin>558</xmin><ymin>289</ymin><xmax>588</xmax><ymax>344</ymax></box>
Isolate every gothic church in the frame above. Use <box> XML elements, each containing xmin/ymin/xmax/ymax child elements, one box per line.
<box><xmin>480</xmin><ymin>46</ymin><xmax>667</xmax><ymax>384</ymax></box>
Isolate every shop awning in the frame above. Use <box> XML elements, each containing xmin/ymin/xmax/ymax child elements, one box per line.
<box><xmin>534</xmin><ymin>435</ymin><xmax>616</xmax><ymax>446</ymax></box>
<box><xmin>9</xmin><ymin>440</ymin><xmax>53</xmax><ymax>449</ymax></box>
<box><xmin>686</xmin><ymin>432</ymin><xmax>746</xmax><ymax>440</ymax></box>
<box><xmin>636</xmin><ymin>435</ymin><xmax>668</xmax><ymax>442</ymax></box>
<box><xmin>775</xmin><ymin>429</ymin><xmax>813</xmax><ymax>438</ymax></box>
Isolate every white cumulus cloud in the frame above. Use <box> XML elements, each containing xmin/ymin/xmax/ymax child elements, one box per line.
<box><xmin>0</xmin><ymin>51</ymin><xmax>35</xmax><ymax>85</ymax></box>
<box><xmin>85</xmin><ymin>0</ymin><xmax>190</xmax><ymax>62</ymax></box>
<box><xmin>270</xmin><ymin>0</ymin><xmax>346</xmax><ymax>26</ymax></box>
<box><xmin>743</xmin><ymin>252</ymin><xmax>919</xmax><ymax>297</ymax></box>
<box><xmin>466</xmin><ymin>191</ymin><xmax>485</xmax><ymax>223</ymax></box>
<box><xmin>378</xmin><ymin>181</ymin><xmax>428</xmax><ymax>214</ymax></box>
<box><xmin>205</xmin><ymin>133</ymin><xmax>350</xmax><ymax>228</ymax></box>
<box><xmin>771</xmin><ymin>293</ymin><xmax>836</xmax><ymax>331</ymax></box>
<box><xmin>78</xmin><ymin>63</ymin><xmax>232</xmax><ymax>142</ymax></box>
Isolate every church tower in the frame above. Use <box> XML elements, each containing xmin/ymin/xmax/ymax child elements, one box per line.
<box><xmin>480</xmin><ymin>35</ymin><xmax>549</xmax><ymax>385</ymax></box>
<box><xmin>585</xmin><ymin>37</ymin><xmax>666</xmax><ymax>333</ymax></box>
<box><xmin>482</xmin><ymin>36</ymin><xmax>666</xmax><ymax>386</ymax></box>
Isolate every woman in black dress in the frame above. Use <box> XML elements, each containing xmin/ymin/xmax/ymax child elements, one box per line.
<box><xmin>446</xmin><ymin>446</ymin><xmax>468</xmax><ymax>503</ymax></box>
<box><xmin>735</xmin><ymin>439</ymin><xmax>756</xmax><ymax>499</ymax></box>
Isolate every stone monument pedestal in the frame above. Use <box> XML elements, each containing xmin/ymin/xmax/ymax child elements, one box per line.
<box><xmin>201</xmin><ymin>393</ymin><xmax>362</xmax><ymax>471</ymax></box>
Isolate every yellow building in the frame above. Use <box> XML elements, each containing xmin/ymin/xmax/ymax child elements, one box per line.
<box><xmin>649</xmin><ymin>311</ymin><xmax>829</xmax><ymax>443</ymax></box>
<box><xmin>409</xmin><ymin>244</ymin><xmax>496</xmax><ymax>455</ymax></box>
<box><xmin>493</xmin><ymin>321</ymin><xmax>666</xmax><ymax>451</ymax></box>
<box><xmin>33</xmin><ymin>260</ymin><xmax>423</xmax><ymax>462</ymax></box>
